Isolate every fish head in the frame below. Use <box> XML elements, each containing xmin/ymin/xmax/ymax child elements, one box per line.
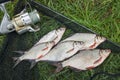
<box><xmin>56</xmin><ymin>27</ymin><xmax>66</xmax><ymax>36</ymax></box>
<box><xmin>54</xmin><ymin>27</ymin><xmax>66</xmax><ymax>44</ymax></box>
<box><xmin>95</xmin><ymin>35</ymin><xmax>106</xmax><ymax>44</ymax></box>
<box><xmin>100</xmin><ymin>49</ymin><xmax>111</xmax><ymax>59</ymax></box>
<box><xmin>93</xmin><ymin>49</ymin><xmax>111</xmax><ymax>67</ymax></box>
<box><xmin>73</xmin><ymin>41</ymin><xmax>85</xmax><ymax>50</ymax></box>
<box><xmin>85</xmin><ymin>36</ymin><xmax>106</xmax><ymax>49</ymax></box>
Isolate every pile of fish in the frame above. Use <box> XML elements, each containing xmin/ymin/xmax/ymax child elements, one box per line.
<box><xmin>13</xmin><ymin>27</ymin><xmax>111</xmax><ymax>73</ymax></box>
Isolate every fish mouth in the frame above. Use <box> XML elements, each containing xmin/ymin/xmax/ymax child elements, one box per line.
<box><xmin>105</xmin><ymin>49</ymin><xmax>111</xmax><ymax>53</ymax></box>
<box><xmin>95</xmin><ymin>35</ymin><xmax>106</xmax><ymax>43</ymax></box>
<box><xmin>57</xmin><ymin>27</ymin><xmax>66</xmax><ymax>32</ymax></box>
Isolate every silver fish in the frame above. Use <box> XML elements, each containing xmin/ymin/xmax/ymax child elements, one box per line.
<box><xmin>13</xmin><ymin>41</ymin><xmax>55</xmax><ymax>68</ymax></box>
<box><xmin>34</xmin><ymin>27</ymin><xmax>66</xmax><ymax>46</ymax></box>
<box><xmin>36</xmin><ymin>41</ymin><xmax>85</xmax><ymax>62</ymax></box>
<box><xmin>55</xmin><ymin>49</ymin><xmax>111</xmax><ymax>73</ymax></box>
<box><xmin>62</xmin><ymin>33</ymin><xmax>106</xmax><ymax>49</ymax></box>
<box><xmin>13</xmin><ymin>27</ymin><xmax>66</xmax><ymax>68</ymax></box>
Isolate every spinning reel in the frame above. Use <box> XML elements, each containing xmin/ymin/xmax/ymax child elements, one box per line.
<box><xmin>0</xmin><ymin>0</ymin><xmax>40</xmax><ymax>34</ymax></box>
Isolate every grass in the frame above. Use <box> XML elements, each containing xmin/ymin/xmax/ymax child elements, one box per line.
<box><xmin>35</xmin><ymin>0</ymin><xmax>120</xmax><ymax>80</ymax></box>
<box><xmin>0</xmin><ymin>0</ymin><xmax>120</xmax><ymax>80</ymax></box>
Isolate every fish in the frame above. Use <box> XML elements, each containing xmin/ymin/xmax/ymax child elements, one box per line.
<box><xmin>34</xmin><ymin>27</ymin><xmax>66</xmax><ymax>46</ymax></box>
<box><xmin>54</xmin><ymin>49</ymin><xmax>111</xmax><ymax>73</ymax></box>
<box><xmin>62</xmin><ymin>33</ymin><xmax>106</xmax><ymax>49</ymax></box>
<box><xmin>13</xmin><ymin>41</ymin><xmax>55</xmax><ymax>68</ymax></box>
<box><xmin>35</xmin><ymin>41</ymin><xmax>85</xmax><ymax>62</ymax></box>
<box><xmin>13</xmin><ymin>27</ymin><xmax>66</xmax><ymax>68</ymax></box>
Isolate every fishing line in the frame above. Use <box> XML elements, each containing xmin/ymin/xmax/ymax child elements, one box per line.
<box><xmin>89</xmin><ymin>71</ymin><xmax>120</xmax><ymax>80</ymax></box>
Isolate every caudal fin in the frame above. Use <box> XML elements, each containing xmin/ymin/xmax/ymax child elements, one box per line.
<box><xmin>54</xmin><ymin>63</ymin><xmax>63</xmax><ymax>73</ymax></box>
<box><xmin>12</xmin><ymin>57</ymin><xmax>21</xmax><ymax>68</ymax></box>
<box><xmin>29</xmin><ymin>60</ymin><xmax>37</xmax><ymax>69</ymax></box>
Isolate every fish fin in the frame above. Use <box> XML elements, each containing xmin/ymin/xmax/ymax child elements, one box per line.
<box><xmin>33</xmin><ymin>42</ymin><xmax>45</xmax><ymax>47</ymax></box>
<box><xmin>66</xmin><ymin>48</ymin><xmax>74</xmax><ymax>53</ymax></box>
<box><xmin>86</xmin><ymin>66</ymin><xmax>95</xmax><ymax>70</ymax></box>
<box><xmin>12</xmin><ymin>57</ymin><xmax>21</xmax><ymax>68</ymax></box>
<box><xmin>13</xmin><ymin>51</ymin><xmax>24</xmax><ymax>55</ymax></box>
<box><xmin>42</xmin><ymin>47</ymin><xmax>48</xmax><ymax>51</ymax></box>
<box><xmin>53</xmin><ymin>36</ymin><xmax>58</xmax><ymax>41</ymax></box>
<box><xmin>69</xmin><ymin>66</ymin><xmax>82</xmax><ymax>72</ymax></box>
<box><xmin>89</xmin><ymin>42</ymin><xmax>96</xmax><ymax>49</ymax></box>
<box><xmin>37</xmin><ymin>55</ymin><xmax>44</xmax><ymax>59</ymax></box>
<box><xmin>49</xmin><ymin>62</ymin><xmax>59</xmax><ymax>67</ymax></box>
<box><xmin>54</xmin><ymin>63</ymin><xmax>63</xmax><ymax>73</ymax></box>
<box><xmin>94</xmin><ymin>57</ymin><xmax>102</xmax><ymax>64</ymax></box>
<box><xmin>29</xmin><ymin>60</ymin><xmax>36</xmax><ymax>69</ymax></box>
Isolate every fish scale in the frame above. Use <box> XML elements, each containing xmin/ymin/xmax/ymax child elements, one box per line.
<box><xmin>36</xmin><ymin>41</ymin><xmax>85</xmax><ymax>62</ymax></box>
<box><xmin>35</xmin><ymin>33</ymin><xmax>106</xmax><ymax>64</ymax></box>
<box><xmin>19</xmin><ymin>42</ymin><xmax>54</xmax><ymax>60</ymax></box>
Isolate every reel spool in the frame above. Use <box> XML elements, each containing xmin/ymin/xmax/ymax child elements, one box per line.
<box><xmin>11</xmin><ymin>10</ymin><xmax>40</xmax><ymax>34</ymax></box>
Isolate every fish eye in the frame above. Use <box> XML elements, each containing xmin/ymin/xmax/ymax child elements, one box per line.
<box><xmin>74</xmin><ymin>42</ymin><xmax>78</xmax><ymax>45</ymax></box>
<box><xmin>96</xmin><ymin>35</ymin><xmax>100</xmax><ymax>39</ymax></box>
<box><xmin>59</xmin><ymin>28</ymin><xmax>64</xmax><ymax>31</ymax></box>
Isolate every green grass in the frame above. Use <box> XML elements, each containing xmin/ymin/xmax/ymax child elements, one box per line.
<box><xmin>34</xmin><ymin>0</ymin><xmax>120</xmax><ymax>80</ymax></box>
<box><xmin>0</xmin><ymin>0</ymin><xmax>120</xmax><ymax>80</ymax></box>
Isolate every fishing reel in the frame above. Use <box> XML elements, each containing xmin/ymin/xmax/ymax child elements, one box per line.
<box><xmin>0</xmin><ymin>1</ymin><xmax>40</xmax><ymax>34</ymax></box>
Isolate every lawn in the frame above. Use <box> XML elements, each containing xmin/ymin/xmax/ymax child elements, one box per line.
<box><xmin>0</xmin><ymin>0</ymin><xmax>120</xmax><ymax>80</ymax></box>
<box><xmin>36</xmin><ymin>0</ymin><xmax>120</xmax><ymax>80</ymax></box>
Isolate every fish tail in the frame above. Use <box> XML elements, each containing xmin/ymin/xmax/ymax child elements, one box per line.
<box><xmin>13</xmin><ymin>51</ymin><xmax>25</xmax><ymax>55</ymax></box>
<box><xmin>29</xmin><ymin>60</ymin><xmax>36</xmax><ymax>69</ymax></box>
<box><xmin>12</xmin><ymin>57</ymin><xmax>21</xmax><ymax>68</ymax></box>
<box><xmin>54</xmin><ymin>63</ymin><xmax>63</xmax><ymax>73</ymax></box>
